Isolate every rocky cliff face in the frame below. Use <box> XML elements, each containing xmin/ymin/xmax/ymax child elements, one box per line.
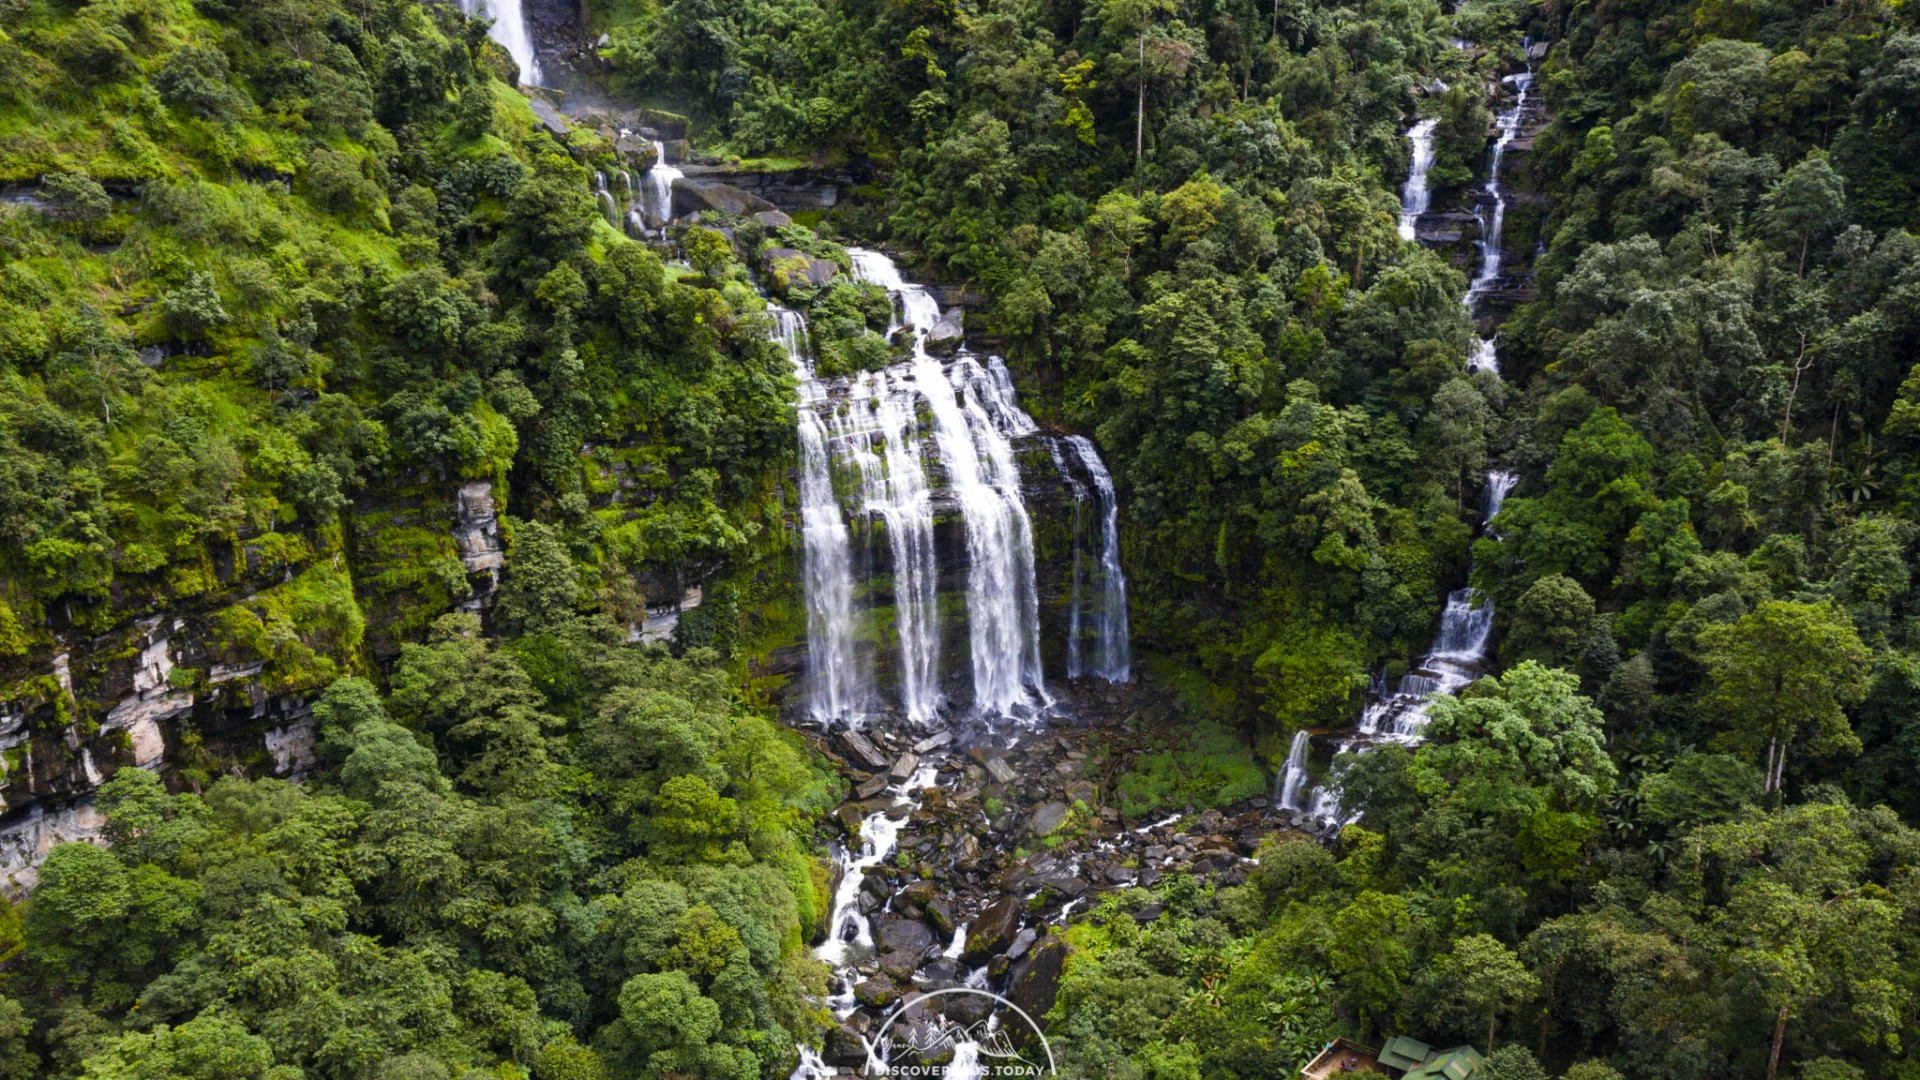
<box><xmin>0</xmin><ymin>475</ymin><xmax>504</xmax><ymax>889</ymax></box>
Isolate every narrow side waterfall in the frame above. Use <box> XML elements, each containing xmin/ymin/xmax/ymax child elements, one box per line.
<box><xmin>644</xmin><ymin>141</ymin><xmax>682</xmax><ymax>225</ymax></box>
<box><xmin>459</xmin><ymin>0</ymin><xmax>541</xmax><ymax>87</ymax></box>
<box><xmin>592</xmin><ymin>171</ymin><xmax>618</xmax><ymax>229</ymax></box>
<box><xmin>1397</xmin><ymin>118</ymin><xmax>1440</xmax><ymax>242</ymax></box>
<box><xmin>1064</xmin><ymin>436</ymin><xmax>1131</xmax><ymax>682</ymax></box>
<box><xmin>1465</xmin><ymin>53</ymin><xmax>1536</xmax><ymax>375</ymax></box>
<box><xmin>1049</xmin><ymin>441</ymin><xmax>1089</xmax><ymax>679</ymax></box>
<box><xmin>1277</xmin><ymin>729</ymin><xmax>1313</xmax><ymax>811</ymax></box>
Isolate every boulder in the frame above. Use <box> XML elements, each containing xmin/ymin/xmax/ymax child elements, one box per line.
<box><xmin>890</xmin><ymin>753</ymin><xmax>920</xmax><ymax>782</ymax></box>
<box><xmin>1029</xmin><ymin>801</ymin><xmax>1071</xmax><ymax>837</ymax></box>
<box><xmin>961</xmin><ymin>895</ymin><xmax>1022</xmax><ymax>963</ymax></box>
<box><xmin>826</xmin><ymin>1023</ymin><xmax>868</xmax><ymax>1065</ymax></box>
<box><xmin>854</xmin><ymin>978</ymin><xmax>897</xmax><ymax>1008</ymax></box>
<box><xmin>878</xmin><ymin>947</ymin><xmax>920</xmax><ymax>980</ymax></box>
<box><xmin>1007</xmin><ymin>937</ymin><xmax>1068</xmax><ymax>1028</ymax></box>
<box><xmin>925</xmin><ymin>311</ymin><xmax>964</xmax><ymax>356</ymax></box>
<box><xmin>913</xmin><ymin>731</ymin><xmax>953</xmax><ymax>754</ymax></box>
<box><xmin>877</xmin><ymin>918</ymin><xmax>935</xmax><ymax>955</ymax></box>
<box><xmin>942</xmin><ymin>991</ymin><xmax>993</xmax><ymax>1026</ymax></box>
<box><xmin>926</xmin><ymin>900</ymin><xmax>955</xmax><ymax>938</ymax></box>
<box><xmin>670</xmin><ymin>178</ymin><xmax>778</xmax><ymax>219</ymax></box>
<box><xmin>951</xmin><ymin>833</ymin><xmax>982</xmax><ymax>869</ymax></box>
<box><xmin>753</xmin><ymin>209</ymin><xmax>793</xmax><ymax>229</ymax></box>
<box><xmin>855</xmin><ymin>775</ymin><xmax>889</xmax><ymax>800</ymax></box>
<box><xmin>985</xmin><ymin>756</ymin><xmax>1018</xmax><ymax>785</ymax></box>
<box><xmin>837</xmin><ymin>730</ymin><xmax>891</xmax><ymax>771</ymax></box>
<box><xmin>836</xmin><ymin>804</ymin><xmax>865</xmax><ymax>835</ymax></box>
<box><xmin>1005</xmin><ymin>927</ymin><xmax>1037</xmax><ymax>961</ymax></box>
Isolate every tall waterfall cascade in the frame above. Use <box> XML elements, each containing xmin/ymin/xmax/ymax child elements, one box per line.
<box><xmin>780</xmin><ymin>250</ymin><xmax>1130</xmax><ymax>730</ymax></box>
<box><xmin>1058</xmin><ymin>436</ymin><xmax>1132</xmax><ymax>682</ymax></box>
<box><xmin>642</xmin><ymin>141</ymin><xmax>682</xmax><ymax>226</ymax></box>
<box><xmin>1397</xmin><ymin>118</ymin><xmax>1440</xmax><ymax>242</ymax></box>
<box><xmin>458</xmin><ymin>0</ymin><xmax>541</xmax><ymax>87</ymax></box>
<box><xmin>1285</xmin><ymin>42</ymin><xmax>1537</xmax><ymax>826</ymax></box>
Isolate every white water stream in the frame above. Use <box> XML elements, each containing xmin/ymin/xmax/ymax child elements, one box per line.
<box><xmin>460</xmin><ymin>0</ymin><xmax>541</xmax><ymax>86</ymax></box>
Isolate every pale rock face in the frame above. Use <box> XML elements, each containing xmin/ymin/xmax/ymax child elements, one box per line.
<box><xmin>265</xmin><ymin>719</ymin><xmax>317</xmax><ymax>777</ymax></box>
<box><xmin>453</xmin><ymin>480</ymin><xmax>505</xmax><ymax>611</ymax></box>
<box><xmin>0</xmin><ymin>801</ymin><xmax>107</xmax><ymax>892</ymax></box>
<box><xmin>103</xmin><ymin>619</ymin><xmax>188</xmax><ymax>770</ymax></box>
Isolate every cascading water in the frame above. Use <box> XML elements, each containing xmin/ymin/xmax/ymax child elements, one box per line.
<box><xmin>1277</xmin><ymin>729</ymin><xmax>1313</xmax><ymax>812</ymax></box>
<box><xmin>1397</xmin><ymin>118</ymin><xmax>1440</xmax><ymax>242</ymax></box>
<box><xmin>1465</xmin><ymin>51</ymin><xmax>1536</xmax><ymax>375</ymax></box>
<box><xmin>847</xmin><ymin>250</ymin><xmax>1049</xmax><ymax>719</ymax></box>
<box><xmin>774</xmin><ymin>308</ymin><xmax>867</xmax><ymax>726</ymax></box>
<box><xmin>1048</xmin><ymin>441</ymin><xmax>1089</xmax><ymax>680</ymax></box>
<box><xmin>592</xmin><ymin>171</ymin><xmax>618</xmax><ymax>229</ymax></box>
<box><xmin>643</xmin><ymin>141</ymin><xmax>683</xmax><ymax>226</ymax></box>
<box><xmin>1063</xmin><ymin>436</ymin><xmax>1131</xmax><ymax>682</ymax></box>
<box><xmin>458</xmin><ymin>0</ymin><xmax>541</xmax><ymax>87</ymax></box>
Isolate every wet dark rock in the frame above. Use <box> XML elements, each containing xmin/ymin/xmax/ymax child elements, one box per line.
<box><xmin>855</xmin><ymin>978</ymin><xmax>897</xmax><ymax>1008</ymax></box>
<box><xmin>855</xmin><ymin>775</ymin><xmax>890</xmax><ymax>800</ymax></box>
<box><xmin>962</xmin><ymin>895</ymin><xmax>1023</xmax><ymax>962</ymax></box>
<box><xmin>827</xmin><ymin>1023</ymin><xmax>869</xmax><ymax>1065</ymax></box>
<box><xmin>878</xmin><ymin>948</ymin><xmax>920</xmax><ymax>980</ymax></box>
<box><xmin>837</xmin><ymin>805</ymin><xmax>865</xmax><ymax>834</ymax></box>
<box><xmin>1005</xmin><ymin>927</ymin><xmax>1037</xmax><ymax>961</ymax></box>
<box><xmin>877</xmin><ymin>918</ymin><xmax>935</xmax><ymax>954</ymax></box>
<box><xmin>1039</xmin><ymin>874</ymin><xmax>1087</xmax><ymax>899</ymax></box>
<box><xmin>1131</xmin><ymin>902</ymin><xmax>1166</xmax><ymax>924</ymax></box>
<box><xmin>1106</xmin><ymin>865</ymin><xmax>1138</xmax><ymax>885</ymax></box>
<box><xmin>985</xmin><ymin>757</ymin><xmax>1018</xmax><ymax>785</ymax></box>
<box><xmin>1007</xmin><ymin>937</ymin><xmax>1068</xmax><ymax>1028</ymax></box>
<box><xmin>901</xmin><ymin>881</ymin><xmax>935</xmax><ymax>907</ymax></box>
<box><xmin>839</xmin><ymin>730</ymin><xmax>891</xmax><ymax>771</ymax></box>
<box><xmin>890</xmin><ymin>752</ymin><xmax>920</xmax><ymax>782</ymax></box>
<box><xmin>1029</xmin><ymin>801</ymin><xmax>1071</xmax><ymax>837</ymax></box>
<box><xmin>926</xmin><ymin>900</ymin><xmax>955</xmax><ymax>938</ymax></box>
<box><xmin>952</xmin><ymin>834</ymin><xmax>982</xmax><ymax>868</ymax></box>
<box><xmin>670</xmin><ymin>177</ymin><xmax>778</xmax><ymax>218</ymax></box>
<box><xmin>942</xmin><ymin>991</ymin><xmax>993</xmax><ymax>1026</ymax></box>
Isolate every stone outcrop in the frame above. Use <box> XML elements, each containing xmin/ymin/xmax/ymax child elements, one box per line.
<box><xmin>670</xmin><ymin>178</ymin><xmax>779</xmax><ymax>219</ymax></box>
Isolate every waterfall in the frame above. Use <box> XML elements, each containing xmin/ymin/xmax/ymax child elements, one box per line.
<box><xmin>643</xmin><ymin>141</ymin><xmax>682</xmax><ymax>225</ymax></box>
<box><xmin>774</xmin><ymin>308</ymin><xmax>868</xmax><ymax>726</ymax></box>
<box><xmin>459</xmin><ymin>0</ymin><xmax>541</xmax><ymax>87</ymax></box>
<box><xmin>1064</xmin><ymin>436</ymin><xmax>1131</xmax><ymax>681</ymax></box>
<box><xmin>1277</xmin><ymin>730</ymin><xmax>1313</xmax><ymax>811</ymax></box>
<box><xmin>1465</xmin><ymin>52</ymin><xmax>1536</xmax><ymax>375</ymax></box>
<box><xmin>1049</xmin><ymin>441</ymin><xmax>1090</xmax><ymax>679</ymax></box>
<box><xmin>1398</xmin><ymin>118</ymin><xmax>1440</xmax><ymax>242</ymax></box>
<box><xmin>592</xmin><ymin>172</ymin><xmax>618</xmax><ymax>229</ymax></box>
<box><xmin>848</xmin><ymin>249</ymin><xmax>1049</xmax><ymax>718</ymax></box>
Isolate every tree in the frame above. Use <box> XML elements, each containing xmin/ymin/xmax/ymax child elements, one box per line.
<box><xmin>1441</xmin><ymin>934</ymin><xmax>1540</xmax><ymax>1056</ymax></box>
<box><xmin>1507</xmin><ymin>574</ymin><xmax>1595</xmax><ymax>668</ymax></box>
<box><xmin>496</xmin><ymin>520</ymin><xmax>579</xmax><ymax>633</ymax></box>
<box><xmin>1696</xmin><ymin>600</ymin><xmax>1871</xmax><ymax>793</ymax></box>
<box><xmin>1424</xmin><ymin>378</ymin><xmax>1492</xmax><ymax>512</ymax></box>
<box><xmin>1328</xmin><ymin>891</ymin><xmax>1413</xmax><ymax>1038</ymax></box>
<box><xmin>1761</xmin><ymin>154</ymin><xmax>1847</xmax><ymax>276</ymax></box>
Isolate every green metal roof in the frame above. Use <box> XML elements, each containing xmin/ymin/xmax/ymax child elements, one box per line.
<box><xmin>1379</xmin><ymin>1035</ymin><xmax>1431</xmax><ymax>1071</ymax></box>
<box><xmin>1402</xmin><ymin>1046</ymin><xmax>1487</xmax><ymax>1080</ymax></box>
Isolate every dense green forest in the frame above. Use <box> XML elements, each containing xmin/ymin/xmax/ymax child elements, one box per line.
<box><xmin>1</xmin><ymin>0</ymin><xmax>1919</xmax><ymax>1077</ymax></box>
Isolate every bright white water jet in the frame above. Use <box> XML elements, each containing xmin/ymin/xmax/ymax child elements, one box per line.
<box><xmin>1277</xmin><ymin>729</ymin><xmax>1313</xmax><ymax>811</ymax></box>
<box><xmin>1398</xmin><ymin>118</ymin><xmax>1440</xmax><ymax>242</ymax></box>
<box><xmin>773</xmin><ymin>308</ymin><xmax>866</xmax><ymax>725</ymax></box>
<box><xmin>460</xmin><ymin>0</ymin><xmax>541</xmax><ymax>87</ymax></box>
<box><xmin>643</xmin><ymin>141</ymin><xmax>682</xmax><ymax>224</ymax></box>
<box><xmin>1049</xmin><ymin>440</ymin><xmax>1089</xmax><ymax>679</ymax></box>
<box><xmin>1064</xmin><ymin>436</ymin><xmax>1131</xmax><ymax>681</ymax></box>
<box><xmin>592</xmin><ymin>171</ymin><xmax>618</xmax><ymax>229</ymax></box>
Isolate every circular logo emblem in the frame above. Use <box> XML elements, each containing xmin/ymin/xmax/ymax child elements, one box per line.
<box><xmin>867</xmin><ymin>988</ymin><xmax>1056</xmax><ymax>1077</ymax></box>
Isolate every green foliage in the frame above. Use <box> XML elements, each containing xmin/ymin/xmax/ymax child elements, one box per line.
<box><xmin>1114</xmin><ymin>720</ymin><xmax>1267</xmax><ymax>817</ymax></box>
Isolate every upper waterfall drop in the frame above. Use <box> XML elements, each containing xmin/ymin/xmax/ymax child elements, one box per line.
<box><xmin>1398</xmin><ymin>118</ymin><xmax>1440</xmax><ymax>242</ymax></box>
<box><xmin>460</xmin><ymin>0</ymin><xmax>541</xmax><ymax>87</ymax></box>
<box><xmin>1464</xmin><ymin>52</ymin><xmax>1537</xmax><ymax>375</ymax></box>
<box><xmin>1064</xmin><ymin>435</ymin><xmax>1131</xmax><ymax>682</ymax></box>
<box><xmin>643</xmin><ymin>141</ymin><xmax>682</xmax><ymax>225</ymax></box>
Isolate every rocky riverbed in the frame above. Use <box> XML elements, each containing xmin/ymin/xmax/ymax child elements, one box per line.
<box><xmin>788</xmin><ymin>675</ymin><xmax>1299</xmax><ymax>1073</ymax></box>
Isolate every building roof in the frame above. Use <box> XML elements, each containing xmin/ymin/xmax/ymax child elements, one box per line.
<box><xmin>1379</xmin><ymin>1035</ymin><xmax>1431</xmax><ymax>1071</ymax></box>
<box><xmin>1402</xmin><ymin>1045</ymin><xmax>1487</xmax><ymax>1080</ymax></box>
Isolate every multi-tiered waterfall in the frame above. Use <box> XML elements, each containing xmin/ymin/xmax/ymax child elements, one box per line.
<box><xmin>1282</xmin><ymin>41</ymin><xmax>1537</xmax><ymax>826</ymax></box>
<box><xmin>459</xmin><ymin>0</ymin><xmax>541</xmax><ymax>86</ymax></box>
<box><xmin>1465</xmin><ymin>54</ymin><xmax>1536</xmax><ymax>375</ymax></box>
<box><xmin>779</xmin><ymin>250</ymin><xmax>1128</xmax><ymax>729</ymax></box>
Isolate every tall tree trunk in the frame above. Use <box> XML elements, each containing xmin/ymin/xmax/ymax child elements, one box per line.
<box><xmin>1767</xmin><ymin>1005</ymin><xmax>1789</xmax><ymax>1080</ymax></box>
<box><xmin>1487</xmin><ymin>1008</ymin><xmax>1497</xmax><ymax>1057</ymax></box>
<box><xmin>1136</xmin><ymin>32</ymin><xmax>1146</xmax><ymax>169</ymax></box>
